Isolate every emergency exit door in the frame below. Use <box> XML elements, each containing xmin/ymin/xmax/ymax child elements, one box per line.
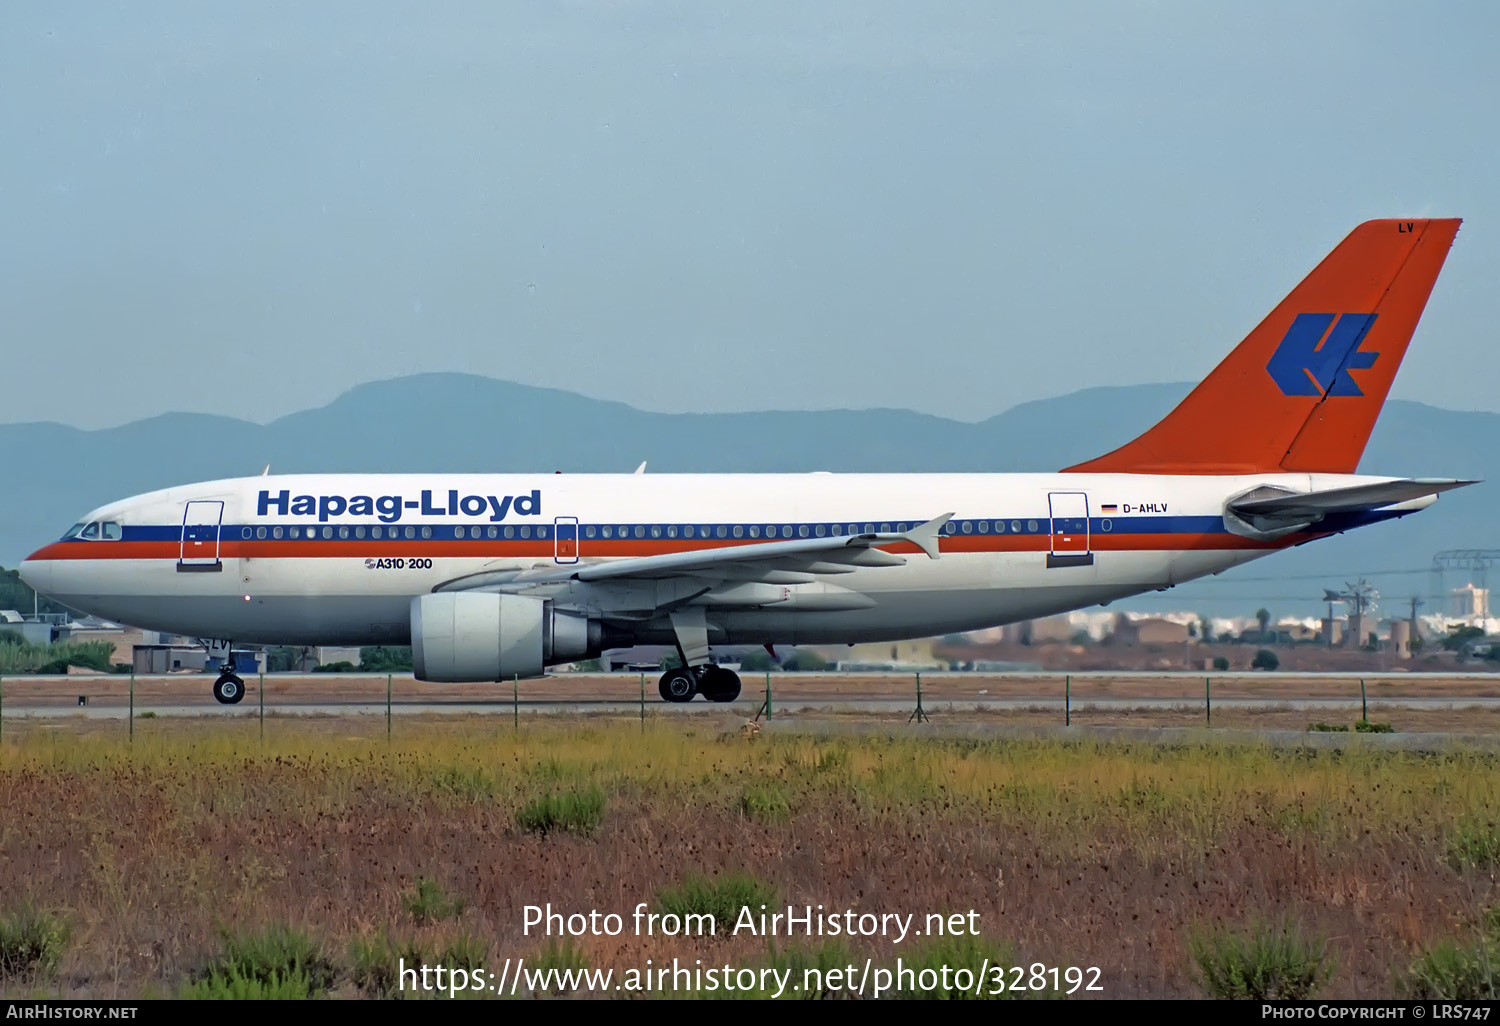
<box><xmin>179</xmin><ymin>500</ymin><xmax>225</xmax><ymax>572</ymax></box>
<box><xmin>1046</xmin><ymin>492</ymin><xmax>1094</xmax><ymax>568</ymax></box>
<box><xmin>554</xmin><ymin>517</ymin><xmax>579</xmax><ymax>564</ymax></box>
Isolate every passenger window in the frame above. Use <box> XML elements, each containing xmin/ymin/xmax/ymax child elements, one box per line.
<box><xmin>601</xmin><ymin>526</ymin><xmax>612</xmax><ymax>539</ymax></box>
<box><xmin>684</xmin><ymin>525</ymin><xmax>695</xmax><ymax>538</ymax></box>
<box><xmin>520</xmin><ymin>526</ymin><xmax>531</xmax><ymax>539</ymax></box>
<box><xmin>994</xmin><ymin>521</ymin><xmax>1004</xmax><ymax>533</ymax></box>
<box><xmin>633</xmin><ymin>525</ymin><xmax>644</xmax><ymax>539</ymax></box>
<box><xmin>538</xmin><ymin>527</ymin><xmax>547</xmax><ymax>539</ymax></box>
<box><xmin>585</xmin><ymin>526</ymin><xmax>596</xmax><ymax>538</ymax></box>
<box><xmin>322</xmin><ymin>526</ymin><xmax>333</xmax><ymax>539</ymax></box>
<box><xmin>798</xmin><ymin>525</ymin><xmax>809</xmax><ymax>538</ymax></box>
<box><xmin>504</xmin><ymin>526</ymin><xmax>514</xmax><ymax>539</ymax></box>
<box><xmin>421</xmin><ymin>526</ymin><xmax>432</xmax><ymax>539</ymax></box>
<box><xmin>372</xmin><ymin>526</ymin><xmax>382</xmax><ymax>539</ymax></box>
<box><xmin>241</xmin><ymin>527</ymin><xmax>252</xmax><ymax>540</ymax></box>
<box><xmin>355</xmin><ymin>526</ymin><xmax>366</xmax><ymax>539</ymax></box>
<box><xmin>978</xmin><ymin>520</ymin><xmax>989</xmax><ymax>534</ymax></box>
<box><xmin>256</xmin><ymin>527</ymin><xmax>266</xmax><ymax>540</ymax></box>
<box><xmin>273</xmin><ymin>526</ymin><xmax>284</xmax><ymax>539</ymax></box>
<box><xmin>1011</xmin><ymin>521</ymin><xmax>1021</xmax><ymax>533</ymax></box>
<box><xmin>338</xmin><ymin>526</ymin><xmax>350</xmax><ymax>540</ymax></box>
<box><xmin>944</xmin><ymin>522</ymin><xmax>956</xmax><ymax>535</ymax></box>
<box><xmin>880</xmin><ymin>524</ymin><xmax>891</xmax><ymax>534</ymax></box>
<box><xmin>404</xmin><ymin>526</ymin><xmax>416</xmax><ymax>539</ymax></box>
<box><xmin>864</xmin><ymin>524</ymin><xmax>874</xmax><ymax>534</ymax></box>
<box><xmin>488</xmin><ymin>526</ymin><xmax>498</xmax><ymax>539</ymax></box>
<box><xmin>962</xmin><ymin>521</ymin><xmax>972</xmax><ymax>534</ymax></box>
<box><xmin>290</xmin><ymin>527</ymin><xmax>301</xmax><ymax>539</ymax></box>
<box><xmin>815</xmin><ymin>524</ymin><xmax>825</xmax><ymax>537</ymax></box>
<box><xmin>651</xmin><ymin>526</ymin><xmax>661</xmax><ymax>538</ymax></box>
<box><xmin>733</xmin><ymin>525</ymin><xmax>744</xmax><ymax>538</ymax></box>
<box><xmin>1027</xmin><ymin>520</ymin><xmax>1038</xmax><ymax>533</ymax></box>
<box><xmin>832</xmin><ymin>524</ymin><xmax>843</xmax><ymax>535</ymax></box>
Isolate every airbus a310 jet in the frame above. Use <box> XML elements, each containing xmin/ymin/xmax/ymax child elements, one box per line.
<box><xmin>19</xmin><ymin>218</ymin><xmax>1472</xmax><ymax>705</ymax></box>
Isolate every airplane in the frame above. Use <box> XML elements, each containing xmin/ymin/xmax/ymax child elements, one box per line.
<box><xmin>18</xmin><ymin>218</ymin><xmax>1473</xmax><ymax>706</ymax></box>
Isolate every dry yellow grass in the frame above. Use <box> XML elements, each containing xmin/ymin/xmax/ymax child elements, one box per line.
<box><xmin>1</xmin><ymin>718</ymin><xmax>1497</xmax><ymax>998</ymax></box>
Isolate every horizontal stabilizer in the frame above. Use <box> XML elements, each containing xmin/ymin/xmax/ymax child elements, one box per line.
<box><xmin>1228</xmin><ymin>478</ymin><xmax>1476</xmax><ymax>520</ymax></box>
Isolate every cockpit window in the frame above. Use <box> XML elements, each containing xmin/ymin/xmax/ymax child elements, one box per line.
<box><xmin>62</xmin><ymin>521</ymin><xmax>122</xmax><ymax>541</ymax></box>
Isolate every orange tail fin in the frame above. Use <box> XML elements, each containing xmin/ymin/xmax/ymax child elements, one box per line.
<box><xmin>1064</xmin><ymin>218</ymin><xmax>1462</xmax><ymax>475</ymax></box>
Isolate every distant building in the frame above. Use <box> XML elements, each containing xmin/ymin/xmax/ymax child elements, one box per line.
<box><xmin>835</xmin><ymin>639</ymin><xmax>945</xmax><ymax>671</ymax></box>
<box><xmin>1000</xmin><ymin>615</ymin><xmax>1074</xmax><ymax>645</ymax></box>
<box><xmin>1452</xmin><ymin>584</ymin><xmax>1491</xmax><ymax>621</ymax></box>
<box><xmin>1106</xmin><ymin>615</ymin><xmax>1190</xmax><ymax>646</ymax></box>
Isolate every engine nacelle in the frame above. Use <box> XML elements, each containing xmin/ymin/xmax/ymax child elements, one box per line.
<box><xmin>410</xmin><ymin>593</ymin><xmax>600</xmax><ymax>682</ymax></box>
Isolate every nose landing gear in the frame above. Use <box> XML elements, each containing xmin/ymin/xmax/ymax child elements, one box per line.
<box><xmin>212</xmin><ymin>672</ymin><xmax>245</xmax><ymax>705</ymax></box>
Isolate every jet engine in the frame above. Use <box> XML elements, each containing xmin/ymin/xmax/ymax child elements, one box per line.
<box><xmin>410</xmin><ymin>592</ymin><xmax>600</xmax><ymax>682</ymax></box>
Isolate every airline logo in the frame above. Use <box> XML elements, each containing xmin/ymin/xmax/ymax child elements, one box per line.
<box><xmin>256</xmin><ymin>488</ymin><xmax>542</xmax><ymax>523</ymax></box>
<box><xmin>1265</xmin><ymin>313</ymin><xmax>1379</xmax><ymax>397</ymax></box>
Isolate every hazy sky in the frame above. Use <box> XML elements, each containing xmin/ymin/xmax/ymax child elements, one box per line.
<box><xmin>3</xmin><ymin>2</ymin><xmax>1495</xmax><ymax>429</ymax></box>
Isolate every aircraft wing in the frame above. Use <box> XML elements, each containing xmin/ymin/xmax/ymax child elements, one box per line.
<box><xmin>434</xmin><ymin>513</ymin><xmax>953</xmax><ymax>592</ymax></box>
<box><xmin>1228</xmin><ymin>478</ymin><xmax>1475</xmax><ymax>520</ymax></box>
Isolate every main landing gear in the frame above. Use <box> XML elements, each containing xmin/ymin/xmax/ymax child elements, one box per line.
<box><xmin>657</xmin><ymin>665</ymin><xmax>742</xmax><ymax>704</ymax></box>
<box><xmin>212</xmin><ymin>672</ymin><xmax>245</xmax><ymax>705</ymax></box>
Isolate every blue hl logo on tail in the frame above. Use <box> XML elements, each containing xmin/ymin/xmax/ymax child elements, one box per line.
<box><xmin>1265</xmin><ymin>313</ymin><xmax>1379</xmax><ymax>396</ymax></box>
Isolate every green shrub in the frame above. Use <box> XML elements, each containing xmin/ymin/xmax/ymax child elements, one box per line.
<box><xmin>757</xmin><ymin>940</ymin><xmax>860</xmax><ymax>999</ymax></box>
<box><xmin>348</xmin><ymin>931</ymin><xmax>489</xmax><ymax>998</ymax></box>
<box><xmin>180</xmin><ymin>967</ymin><xmax>313</xmax><ymax>999</ymax></box>
<box><xmin>0</xmin><ymin>902</ymin><xmax>70</xmax><ymax>979</ymax></box>
<box><xmin>528</xmin><ymin>939</ymin><xmax>590</xmax><ymax>995</ymax></box>
<box><xmin>311</xmin><ymin>660</ymin><xmax>357</xmax><ymax>673</ymax></box>
<box><xmin>1400</xmin><ymin>938</ymin><xmax>1499</xmax><ymax>999</ymax></box>
<box><xmin>1212</xmin><ymin>656</ymin><xmax>1230</xmax><ymax>671</ymax></box>
<box><xmin>195</xmin><ymin>924</ymin><xmax>336</xmax><ymax>995</ymax></box>
<box><xmin>401</xmin><ymin>878</ymin><xmax>466</xmax><ymax>924</ymax></box>
<box><xmin>895</xmin><ymin>933</ymin><xmax>1025</xmax><ymax>999</ymax></box>
<box><xmin>1187</xmin><ymin>920</ymin><xmax>1333</xmax><ymax>999</ymax></box>
<box><xmin>515</xmin><ymin>788</ymin><xmax>606</xmax><ymax>835</ymax></box>
<box><xmin>1355</xmin><ymin>720</ymin><xmax>1394</xmax><ymax>733</ymax></box>
<box><xmin>429</xmin><ymin>766</ymin><xmax>496</xmax><ymax>801</ymax></box>
<box><xmin>656</xmin><ymin>872</ymin><xmax>777</xmax><ymax>929</ymax></box>
<box><xmin>740</xmin><ymin>783</ymin><xmax>793</xmax><ymax>823</ymax></box>
<box><xmin>1307</xmin><ymin>723</ymin><xmax>1350</xmax><ymax>733</ymax></box>
<box><xmin>1251</xmin><ymin>649</ymin><xmax>1280</xmax><ymax>671</ymax></box>
<box><xmin>1446</xmin><ymin>819</ymin><xmax>1500</xmax><ymax>870</ymax></box>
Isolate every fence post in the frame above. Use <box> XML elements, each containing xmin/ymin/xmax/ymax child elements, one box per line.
<box><xmin>128</xmin><ymin>668</ymin><xmax>134</xmax><ymax>741</ymax></box>
<box><xmin>908</xmin><ymin>671</ymin><xmax>930</xmax><ymax>724</ymax></box>
<box><xmin>513</xmin><ymin>674</ymin><xmax>519</xmax><ymax>731</ymax></box>
<box><xmin>0</xmin><ymin>673</ymin><xmax>4</xmax><ymax>743</ymax></box>
<box><xmin>1205</xmin><ymin>676</ymin><xmax>1211</xmax><ymax>727</ymax></box>
<box><xmin>1360</xmin><ymin>678</ymin><xmax>1367</xmax><ymax>723</ymax></box>
<box><xmin>639</xmin><ymin>672</ymin><xmax>645</xmax><ymax>730</ymax></box>
<box><xmin>386</xmin><ymin>672</ymin><xmax>392</xmax><ymax>741</ymax></box>
<box><xmin>258</xmin><ymin>672</ymin><xmax>265</xmax><ymax>742</ymax></box>
<box><xmin>1065</xmin><ymin>674</ymin><xmax>1070</xmax><ymax>726</ymax></box>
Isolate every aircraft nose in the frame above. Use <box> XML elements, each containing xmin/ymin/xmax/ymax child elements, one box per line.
<box><xmin>18</xmin><ymin>555</ymin><xmax>53</xmax><ymax>596</ymax></box>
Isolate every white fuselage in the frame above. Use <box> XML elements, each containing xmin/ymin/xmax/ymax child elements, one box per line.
<box><xmin>19</xmin><ymin>471</ymin><xmax>1422</xmax><ymax>653</ymax></box>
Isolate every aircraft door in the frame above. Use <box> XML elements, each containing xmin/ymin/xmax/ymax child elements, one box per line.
<box><xmin>179</xmin><ymin>500</ymin><xmax>225</xmax><ymax>572</ymax></box>
<box><xmin>1046</xmin><ymin>492</ymin><xmax>1094</xmax><ymax>568</ymax></box>
<box><xmin>554</xmin><ymin>517</ymin><xmax>579</xmax><ymax>565</ymax></box>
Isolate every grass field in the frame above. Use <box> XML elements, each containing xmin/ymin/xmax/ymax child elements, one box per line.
<box><xmin>2</xmin><ymin>717</ymin><xmax>1499</xmax><ymax>998</ymax></box>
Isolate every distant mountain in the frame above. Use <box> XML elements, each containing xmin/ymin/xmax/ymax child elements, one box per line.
<box><xmin>3</xmin><ymin>374</ymin><xmax>1492</xmax><ymax>617</ymax></box>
